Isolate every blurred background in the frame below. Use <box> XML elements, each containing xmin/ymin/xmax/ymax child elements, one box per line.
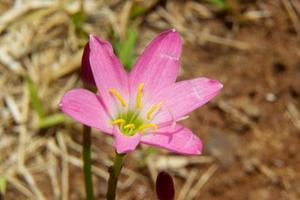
<box><xmin>1</xmin><ymin>0</ymin><xmax>300</xmax><ymax>199</ymax></box>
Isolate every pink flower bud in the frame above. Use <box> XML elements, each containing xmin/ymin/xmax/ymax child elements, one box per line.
<box><xmin>81</xmin><ymin>41</ymin><xmax>96</xmax><ymax>86</ymax></box>
<box><xmin>156</xmin><ymin>171</ymin><xmax>175</xmax><ymax>200</ymax></box>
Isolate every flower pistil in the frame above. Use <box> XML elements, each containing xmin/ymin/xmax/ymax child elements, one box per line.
<box><xmin>109</xmin><ymin>83</ymin><xmax>160</xmax><ymax>136</ymax></box>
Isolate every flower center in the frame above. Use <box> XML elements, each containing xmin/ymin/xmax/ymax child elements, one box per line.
<box><xmin>109</xmin><ymin>83</ymin><xmax>161</xmax><ymax>136</ymax></box>
<box><xmin>112</xmin><ymin>110</ymin><xmax>157</xmax><ymax>136</ymax></box>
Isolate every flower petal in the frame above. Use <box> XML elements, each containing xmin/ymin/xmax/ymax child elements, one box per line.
<box><xmin>148</xmin><ymin>77</ymin><xmax>223</xmax><ymax>125</ymax></box>
<box><xmin>89</xmin><ymin>35</ymin><xmax>129</xmax><ymax>115</ymax></box>
<box><xmin>113</xmin><ymin>128</ymin><xmax>141</xmax><ymax>153</ymax></box>
<box><xmin>129</xmin><ymin>29</ymin><xmax>182</xmax><ymax>100</ymax></box>
<box><xmin>59</xmin><ymin>89</ymin><xmax>112</xmax><ymax>134</ymax></box>
<box><xmin>140</xmin><ymin>125</ymin><xmax>202</xmax><ymax>155</ymax></box>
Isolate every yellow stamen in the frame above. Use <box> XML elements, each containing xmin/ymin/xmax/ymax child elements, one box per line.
<box><xmin>111</xmin><ymin>118</ymin><xmax>125</xmax><ymax>125</ymax></box>
<box><xmin>109</xmin><ymin>88</ymin><xmax>126</xmax><ymax>107</ymax></box>
<box><xmin>138</xmin><ymin>124</ymin><xmax>158</xmax><ymax>134</ymax></box>
<box><xmin>136</xmin><ymin>83</ymin><xmax>144</xmax><ymax>109</ymax></box>
<box><xmin>124</xmin><ymin>123</ymin><xmax>135</xmax><ymax>129</ymax></box>
<box><xmin>146</xmin><ymin>102</ymin><xmax>163</xmax><ymax>120</ymax></box>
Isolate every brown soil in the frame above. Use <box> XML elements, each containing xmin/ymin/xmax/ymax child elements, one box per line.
<box><xmin>178</xmin><ymin>2</ymin><xmax>300</xmax><ymax>199</ymax></box>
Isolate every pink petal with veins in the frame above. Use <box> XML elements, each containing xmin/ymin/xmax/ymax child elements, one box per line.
<box><xmin>60</xmin><ymin>89</ymin><xmax>112</xmax><ymax>134</ymax></box>
<box><xmin>129</xmin><ymin>29</ymin><xmax>182</xmax><ymax>107</ymax></box>
<box><xmin>147</xmin><ymin>77</ymin><xmax>223</xmax><ymax>125</ymax></box>
<box><xmin>141</xmin><ymin>124</ymin><xmax>202</xmax><ymax>155</ymax></box>
<box><xmin>89</xmin><ymin>35</ymin><xmax>129</xmax><ymax>116</ymax></box>
<box><xmin>113</xmin><ymin>128</ymin><xmax>141</xmax><ymax>153</ymax></box>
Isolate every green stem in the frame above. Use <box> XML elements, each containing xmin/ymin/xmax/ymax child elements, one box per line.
<box><xmin>83</xmin><ymin>125</ymin><xmax>94</xmax><ymax>200</ymax></box>
<box><xmin>106</xmin><ymin>153</ymin><xmax>125</xmax><ymax>200</ymax></box>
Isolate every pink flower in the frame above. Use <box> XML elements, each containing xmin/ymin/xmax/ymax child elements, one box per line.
<box><xmin>59</xmin><ymin>29</ymin><xmax>223</xmax><ymax>155</ymax></box>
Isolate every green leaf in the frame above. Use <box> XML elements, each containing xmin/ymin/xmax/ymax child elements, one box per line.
<box><xmin>0</xmin><ymin>177</ymin><xmax>6</xmax><ymax>194</ymax></box>
<box><xmin>27</xmin><ymin>79</ymin><xmax>45</xmax><ymax>119</ymax></box>
<box><xmin>38</xmin><ymin>113</ymin><xmax>67</xmax><ymax>129</ymax></box>
<box><xmin>116</xmin><ymin>27</ymin><xmax>137</xmax><ymax>70</ymax></box>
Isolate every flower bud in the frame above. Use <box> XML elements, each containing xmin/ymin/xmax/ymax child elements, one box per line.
<box><xmin>156</xmin><ymin>171</ymin><xmax>175</xmax><ymax>200</ymax></box>
<box><xmin>81</xmin><ymin>41</ymin><xmax>96</xmax><ymax>86</ymax></box>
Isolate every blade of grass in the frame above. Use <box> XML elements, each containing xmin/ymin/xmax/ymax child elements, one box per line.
<box><xmin>0</xmin><ymin>177</ymin><xmax>6</xmax><ymax>194</ymax></box>
<box><xmin>27</xmin><ymin>79</ymin><xmax>45</xmax><ymax>119</ymax></box>
<box><xmin>70</xmin><ymin>10</ymin><xmax>87</xmax><ymax>39</ymax></box>
<box><xmin>38</xmin><ymin>113</ymin><xmax>67</xmax><ymax>129</ymax></box>
<box><xmin>208</xmin><ymin>0</ymin><xmax>227</xmax><ymax>10</ymax></box>
<box><xmin>114</xmin><ymin>27</ymin><xmax>137</xmax><ymax>70</ymax></box>
<box><xmin>130</xmin><ymin>5</ymin><xmax>145</xmax><ymax>19</ymax></box>
<box><xmin>69</xmin><ymin>0</ymin><xmax>87</xmax><ymax>39</ymax></box>
<box><xmin>138</xmin><ymin>147</ymin><xmax>158</xmax><ymax>167</ymax></box>
<box><xmin>130</xmin><ymin>1</ymin><xmax>161</xmax><ymax>19</ymax></box>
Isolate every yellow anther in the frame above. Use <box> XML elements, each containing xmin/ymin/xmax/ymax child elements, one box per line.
<box><xmin>138</xmin><ymin>124</ymin><xmax>158</xmax><ymax>134</ymax></box>
<box><xmin>124</xmin><ymin>124</ymin><xmax>135</xmax><ymax>129</ymax></box>
<box><xmin>111</xmin><ymin>118</ymin><xmax>125</xmax><ymax>125</ymax></box>
<box><xmin>146</xmin><ymin>102</ymin><xmax>163</xmax><ymax>120</ymax></box>
<box><xmin>109</xmin><ymin>88</ymin><xmax>126</xmax><ymax>107</ymax></box>
<box><xmin>136</xmin><ymin>83</ymin><xmax>144</xmax><ymax>109</ymax></box>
